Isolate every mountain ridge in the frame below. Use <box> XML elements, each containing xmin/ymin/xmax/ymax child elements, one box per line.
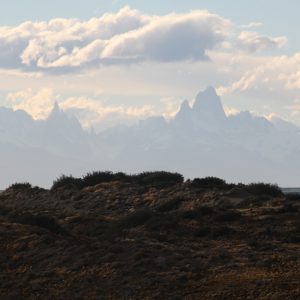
<box><xmin>1</xmin><ymin>87</ymin><xmax>300</xmax><ymax>188</ymax></box>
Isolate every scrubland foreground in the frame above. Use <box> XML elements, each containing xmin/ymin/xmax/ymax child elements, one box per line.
<box><xmin>1</xmin><ymin>172</ymin><xmax>300</xmax><ymax>299</ymax></box>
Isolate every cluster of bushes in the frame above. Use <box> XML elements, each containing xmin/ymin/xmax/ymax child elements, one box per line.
<box><xmin>189</xmin><ymin>178</ymin><xmax>283</xmax><ymax>197</ymax></box>
<box><xmin>8</xmin><ymin>172</ymin><xmax>284</xmax><ymax>199</ymax></box>
<box><xmin>189</xmin><ymin>178</ymin><xmax>284</xmax><ymax>198</ymax></box>
<box><xmin>245</xmin><ymin>183</ymin><xmax>283</xmax><ymax>197</ymax></box>
<box><xmin>190</xmin><ymin>177</ymin><xmax>227</xmax><ymax>188</ymax></box>
<box><xmin>6</xmin><ymin>182</ymin><xmax>32</xmax><ymax>191</ymax></box>
<box><xmin>286</xmin><ymin>193</ymin><xmax>300</xmax><ymax>201</ymax></box>
<box><xmin>51</xmin><ymin>171</ymin><xmax>184</xmax><ymax>190</ymax></box>
<box><xmin>51</xmin><ymin>175</ymin><xmax>84</xmax><ymax>190</ymax></box>
<box><xmin>134</xmin><ymin>171</ymin><xmax>184</xmax><ymax>188</ymax></box>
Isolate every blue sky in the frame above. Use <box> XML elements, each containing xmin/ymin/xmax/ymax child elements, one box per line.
<box><xmin>0</xmin><ymin>1</ymin><xmax>300</xmax><ymax>129</ymax></box>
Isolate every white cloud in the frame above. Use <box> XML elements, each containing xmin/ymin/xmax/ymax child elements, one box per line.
<box><xmin>6</xmin><ymin>88</ymin><xmax>58</xmax><ymax>119</ymax></box>
<box><xmin>217</xmin><ymin>53</ymin><xmax>300</xmax><ymax>96</ymax></box>
<box><xmin>224</xmin><ymin>106</ymin><xmax>240</xmax><ymax>116</ymax></box>
<box><xmin>240</xmin><ymin>22</ymin><xmax>263</xmax><ymax>29</ymax></box>
<box><xmin>213</xmin><ymin>51</ymin><xmax>300</xmax><ymax>124</ymax></box>
<box><xmin>100</xmin><ymin>10</ymin><xmax>232</xmax><ymax>63</ymax></box>
<box><xmin>60</xmin><ymin>96</ymin><xmax>156</xmax><ymax>130</ymax></box>
<box><xmin>237</xmin><ymin>31</ymin><xmax>287</xmax><ymax>53</ymax></box>
<box><xmin>160</xmin><ymin>97</ymin><xmax>183</xmax><ymax>119</ymax></box>
<box><xmin>0</xmin><ymin>6</ymin><xmax>147</xmax><ymax>71</ymax></box>
<box><xmin>0</xmin><ymin>7</ymin><xmax>287</xmax><ymax>72</ymax></box>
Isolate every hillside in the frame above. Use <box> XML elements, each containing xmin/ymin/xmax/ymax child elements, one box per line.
<box><xmin>1</xmin><ymin>173</ymin><xmax>300</xmax><ymax>299</ymax></box>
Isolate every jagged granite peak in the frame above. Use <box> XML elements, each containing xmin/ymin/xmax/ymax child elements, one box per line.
<box><xmin>173</xmin><ymin>99</ymin><xmax>192</xmax><ymax>124</ymax></box>
<box><xmin>52</xmin><ymin>101</ymin><xmax>60</xmax><ymax>112</ymax></box>
<box><xmin>192</xmin><ymin>86</ymin><xmax>226</xmax><ymax>121</ymax></box>
<box><xmin>178</xmin><ymin>99</ymin><xmax>191</xmax><ymax>114</ymax></box>
<box><xmin>47</xmin><ymin>101</ymin><xmax>62</xmax><ymax>120</ymax></box>
<box><xmin>45</xmin><ymin>101</ymin><xmax>83</xmax><ymax>136</ymax></box>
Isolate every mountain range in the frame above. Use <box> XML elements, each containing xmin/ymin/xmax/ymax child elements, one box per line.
<box><xmin>1</xmin><ymin>87</ymin><xmax>300</xmax><ymax>188</ymax></box>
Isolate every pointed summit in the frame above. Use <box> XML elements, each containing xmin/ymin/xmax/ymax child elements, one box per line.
<box><xmin>193</xmin><ymin>86</ymin><xmax>226</xmax><ymax>121</ymax></box>
<box><xmin>175</xmin><ymin>99</ymin><xmax>192</xmax><ymax>122</ymax></box>
<box><xmin>48</xmin><ymin>101</ymin><xmax>62</xmax><ymax>119</ymax></box>
<box><xmin>53</xmin><ymin>101</ymin><xmax>60</xmax><ymax>112</ymax></box>
<box><xmin>178</xmin><ymin>99</ymin><xmax>191</xmax><ymax>115</ymax></box>
<box><xmin>179</xmin><ymin>99</ymin><xmax>191</xmax><ymax>112</ymax></box>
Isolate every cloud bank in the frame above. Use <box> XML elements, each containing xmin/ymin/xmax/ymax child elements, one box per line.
<box><xmin>0</xmin><ymin>7</ymin><xmax>287</xmax><ymax>72</ymax></box>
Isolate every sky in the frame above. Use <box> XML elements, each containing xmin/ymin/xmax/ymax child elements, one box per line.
<box><xmin>1</xmin><ymin>0</ymin><xmax>300</xmax><ymax>130</ymax></box>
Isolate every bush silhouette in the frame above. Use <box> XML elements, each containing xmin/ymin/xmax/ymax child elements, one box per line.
<box><xmin>191</xmin><ymin>177</ymin><xmax>226</xmax><ymax>188</ymax></box>
<box><xmin>50</xmin><ymin>171</ymin><xmax>184</xmax><ymax>189</ymax></box>
<box><xmin>51</xmin><ymin>175</ymin><xmax>83</xmax><ymax>190</ymax></box>
<box><xmin>245</xmin><ymin>183</ymin><xmax>283</xmax><ymax>197</ymax></box>
<box><xmin>82</xmin><ymin>171</ymin><xmax>115</xmax><ymax>187</ymax></box>
<box><xmin>113</xmin><ymin>172</ymin><xmax>133</xmax><ymax>182</ymax></box>
<box><xmin>6</xmin><ymin>182</ymin><xmax>32</xmax><ymax>191</ymax></box>
<box><xmin>135</xmin><ymin>171</ymin><xmax>184</xmax><ymax>188</ymax></box>
<box><xmin>286</xmin><ymin>193</ymin><xmax>300</xmax><ymax>201</ymax></box>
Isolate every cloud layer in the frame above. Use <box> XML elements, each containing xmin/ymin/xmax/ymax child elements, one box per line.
<box><xmin>0</xmin><ymin>7</ymin><xmax>287</xmax><ymax>72</ymax></box>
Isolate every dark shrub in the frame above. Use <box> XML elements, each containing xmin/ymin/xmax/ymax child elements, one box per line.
<box><xmin>195</xmin><ymin>226</ymin><xmax>211</xmax><ymax>237</ymax></box>
<box><xmin>6</xmin><ymin>182</ymin><xmax>32</xmax><ymax>191</ymax></box>
<box><xmin>278</xmin><ymin>203</ymin><xmax>299</xmax><ymax>213</ymax></box>
<box><xmin>69</xmin><ymin>214</ymin><xmax>109</xmax><ymax>237</ymax></box>
<box><xmin>182</xmin><ymin>206</ymin><xmax>214</xmax><ymax>219</ymax></box>
<box><xmin>113</xmin><ymin>172</ymin><xmax>133</xmax><ymax>183</ymax></box>
<box><xmin>182</xmin><ymin>210</ymin><xmax>201</xmax><ymax>219</ymax></box>
<box><xmin>285</xmin><ymin>235</ymin><xmax>300</xmax><ymax>244</ymax></box>
<box><xmin>0</xmin><ymin>205</ymin><xmax>11</xmax><ymax>216</ymax></box>
<box><xmin>218</xmin><ymin>250</ymin><xmax>232</xmax><ymax>261</ymax></box>
<box><xmin>246</xmin><ymin>183</ymin><xmax>283</xmax><ymax>197</ymax></box>
<box><xmin>15</xmin><ymin>214</ymin><xmax>64</xmax><ymax>234</ymax></box>
<box><xmin>286</xmin><ymin>193</ymin><xmax>300</xmax><ymax>201</ymax></box>
<box><xmin>211</xmin><ymin>225</ymin><xmax>234</xmax><ymax>238</ymax></box>
<box><xmin>51</xmin><ymin>175</ymin><xmax>83</xmax><ymax>190</ymax></box>
<box><xmin>157</xmin><ymin>197</ymin><xmax>184</xmax><ymax>212</ymax></box>
<box><xmin>118</xmin><ymin>209</ymin><xmax>154</xmax><ymax>228</ymax></box>
<box><xmin>198</xmin><ymin>206</ymin><xmax>214</xmax><ymax>216</ymax></box>
<box><xmin>215</xmin><ymin>210</ymin><xmax>241</xmax><ymax>222</ymax></box>
<box><xmin>82</xmin><ymin>171</ymin><xmax>115</xmax><ymax>187</ymax></box>
<box><xmin>52</xmin><ymin>171</ymin><xmax>184</xmax><ymax>189</ymax></box>
<box><xmin>191</xmin><ymin>177</ymin><xmax>226</xmax><ymax>188</ymax></box>
<box><xmin>145</xmin><ymin>213</ymin><xmax>178</xmax><ymax>231</ymax></box>
<box><xmin>135</xmin><ymin>171</ymin><xmax>184</xmax><ymax>188</ymax></box>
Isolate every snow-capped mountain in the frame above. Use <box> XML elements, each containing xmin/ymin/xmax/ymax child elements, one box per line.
<box><xmin>0</xmin><ymin>87</ymin><xmax>300</xmax><ymax>188</ymax></box>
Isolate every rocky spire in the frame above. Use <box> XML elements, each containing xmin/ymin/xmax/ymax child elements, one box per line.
<box><xmin>192</xmin><ymin>86</ymin><xmax>226</xmax><ymax>121</ymax></box>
